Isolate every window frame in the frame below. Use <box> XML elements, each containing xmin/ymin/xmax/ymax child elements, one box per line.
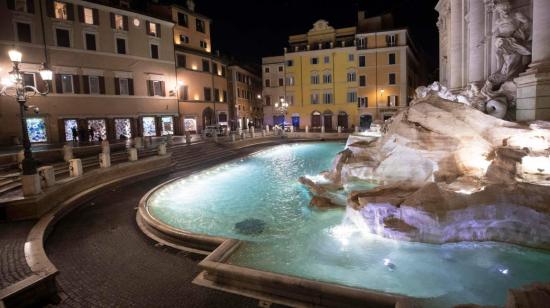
<box><xmin>152</xmin><ymin>80</ymin><xmax>163</xmax><ymax>96</ymax></box>
<box><xmin>88</xmin><ymin>75</ymin><xmax>100</xmax><ymax>94</ymax></box>
<box><xmin>150</xmin><ymin>43</ymin><xmax>159</xmax><ymax>59</ymax></box>
<box><xmin>115</xmin><ymin>35</ymin><xmax>128</xmax><ymax>54</ymax></box>
<box><xmin>119</xmin><ymin>78</ymin><xmax>129</xmax><ymax>95</ymax></box>
<box><xmin>83</xmin><ymin>31</ymin><xmax>97</xmax><ymax>51</ymax></box>
<box><xmin>60</xmin><ymin>74</ymin><xmax>74</xmax><ymax>94</ymax></box>
<box><xmin>54</xmin><ymin>26</ymin><xmax>72</xmax><ymax>48</ymax></box>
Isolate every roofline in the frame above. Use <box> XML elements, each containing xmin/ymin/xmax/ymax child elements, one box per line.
<box><xmin>168</xmin><ymin>4</ymin><xmax>213</xmax><ymax>22</ymax></box>
<box><xmin>81</xmin><ymin>0</ymin><xmax>174</xmax><ymax>26</ymax></box>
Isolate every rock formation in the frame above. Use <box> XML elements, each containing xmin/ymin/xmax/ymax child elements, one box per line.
<box><xmin>300</xmin><ymin>95</ymin><xmax>550</xmax><ymax>249</ymax></box>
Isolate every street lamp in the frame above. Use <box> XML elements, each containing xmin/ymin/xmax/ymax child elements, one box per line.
<box><xmin>1</xmin><ymin>48</ymin><xmax>52</xmax><ymax>175</ymax></box>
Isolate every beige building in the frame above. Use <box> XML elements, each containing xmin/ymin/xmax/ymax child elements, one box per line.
<box><xmin>261</xmin><ymin>56</ymin><xmax>285</xmax><ymax>126</ymax></box>
<box><xmin>150</xmin><ymin>2</ymin><xmax>229</xmax><ymax>133</ymax></box>
<box><xmin>228</xmin><ymin>65</ymin><xmax>262</xmax><ymax>130</ymax></box>
<box><xmin>0</xmin><ymin>0</ymin><xmax>178</xmax><ymax>144</ymax></box>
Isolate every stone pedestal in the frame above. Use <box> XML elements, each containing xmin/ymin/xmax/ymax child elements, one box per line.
<box><xmin>21</xmin><ymin>174</ymin><xmax>41</xmax><ymax>196</ymax></box>
<box><xmin>213</xmin><ymin>133</ymin><xmax>218</xmax><ymax>143</ymax></box>
<box><xmin>515</xmin><ymin>70</ymin><xmax>550</xmax><ymax>121</ymax></box>
<box><xmin>133</xmin><ymin>137</ymin><xmax>143</xmax><ymax>149</ymax></box>
<box><xmin>251</xmin><ymin>131</ymin><xmax>255</xmax><ymax>138</ymax></box>
<box><xmin>242</xmin><ymin>132</ymin><xmax>247</xmax><ymax>140</ymax></box>
<box><xmin>166</xmin><ymin>134</ymin><xmax>173</xmax><ymax>145</ymax></box>
<box><xmin>101</xmin><ymin>140</ymin><xmax>110</xmax><ymax>154</ymax></box>
<box><xmin>305</xmin><ymin>126</ymin><xmax>309</xmax><ymax>134</ymax></box>
<box><xmin>63</xmin><ymin>145</ymin><xmax>73</xmax><ymax>162</ymax></box>
<box><xmin>99</xmin><ymin>152</ymin><xmax>111</xmax><ymax>168</ymax></box>
<box><xmin>128</xmin><ymin>148</ymin><xmax>138</xmax><ymax>161</ymax></box>
<box><xmin>337</xmin><ymin>126</ymin><xmax>342</xmax><ymax>133</ymax></box>
<box><xmin>265</xmin><ymin>125</ymin><xmax>269</xmax><ymax>132</ymax></box>
<box><xmin>262</xmin><ymin>130</ymin><xmax>266</xmax><ymax>137</ymax></box>
<box><xmin>231</xmin><ymin>134</ymin><xmax>236</xmax><ymax>142</ymax></box>
<box><xmin>290</xmin><ymin>126</ymin><xmax>294</xmax><ymax>133</ymax></box>
<box><xmin>158</xmin><ymin>143</ymin><xmax>167</xmax><ymax>155</ymax></box>
<box><xmin>321</xmin><ymin>126</ymin><xmax>325</xmax><ymax>134</ymax></box>
<box><xmin>185</xmin><ymin>131</ymin><xmax>192</xmax><ymax>145</ymax></box>
<box><xmin>251</xmin><ymin>127</ymin><xmax>255</xmax><ymax>134</ymax></box>
<box><xmin>37</xmin><ymin>166</ymin><xmax>55</xmax><ymax>188</ymax></box>
<box><xmin>69</xmin><ymin>159</ymin><xmax>83</xmax><ymax>177</ymax></box>
<box><xmin>355</xmin><ymin>126</ymin><xmax>359</xmax><ymax>133</ymax></box>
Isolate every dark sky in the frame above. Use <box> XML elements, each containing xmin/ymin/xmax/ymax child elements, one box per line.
<box><xmin>168</xmin><ymin>0</ymin><xmax>440</xmax><ymax>78</ymax></box>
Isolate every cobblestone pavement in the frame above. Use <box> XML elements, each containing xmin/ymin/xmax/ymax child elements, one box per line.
<box><xmin>0</xmin><ymin>220</ymin><xmax>34</xmax><ymax>289</ymax></box>
<box><xmin>45</xmin><ymin>175</ymin><xmax>258</xmax><ymax>307</ymax></box>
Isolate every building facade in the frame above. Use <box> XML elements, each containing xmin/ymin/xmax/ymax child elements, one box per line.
<box><xmin>261</xmin><ymin>56</ymin><xmax>285</xmax><ymax>126</ymax></box>
<box><xmin>263</xmin><ymin>13</ymin><xmax>424</xmax><ymax>131</ymax></box>
<box><xmin>150</xmin><ymin>2</ymin><xmax>229</xmax><ymax>133</ymax></box>
<box><xmin>228</xmin><ymin>65</ymin><xmax>262</xmax><ymax>130</ymax></box>
<box><xmin>436</xmin><ymin>0</ymin><xmax>550</xmax><ymax>121</ymax></box>
<box><xmin>0</xmin><ymin>0</ymin><xmax>178</xmax><ymax>144</ymax></box>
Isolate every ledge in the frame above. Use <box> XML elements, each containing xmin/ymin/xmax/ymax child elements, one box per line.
<box><xmin>0</xmin><ymin>154</ymin><xmax>174</xmax><ymax>307</ymax></box>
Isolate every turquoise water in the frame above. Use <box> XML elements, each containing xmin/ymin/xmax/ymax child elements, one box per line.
<box><xmin>147</xmin><ymin>142</ymin><xmax>550</xmax><ymax>307</ymax></box>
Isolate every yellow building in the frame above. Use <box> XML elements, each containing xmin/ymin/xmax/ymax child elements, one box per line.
<box><xmin>268</xmin><ymin>12</ymin><xmax>424</xmax><ymax>131</ymax></box>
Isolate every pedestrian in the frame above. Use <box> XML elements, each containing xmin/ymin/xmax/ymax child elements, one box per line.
<box><xmin>89</xmin><ymin>127</ymin><xmax>95</xmax><ymax>142</ymax></box>
<box><xmin>71</xmin><ymin>126</ymin><xmax>78</xmax><ymax>142</ymax></box>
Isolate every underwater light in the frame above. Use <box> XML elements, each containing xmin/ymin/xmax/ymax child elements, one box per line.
<box><xmin>498</xmin><ymin>268</ymin><xmax>509</xmax><ymax>275</ymax></box>
<box><xmin>384</xmin><ymin>258</ymin><xmax>396</xmax><ymax>271</ymax></box>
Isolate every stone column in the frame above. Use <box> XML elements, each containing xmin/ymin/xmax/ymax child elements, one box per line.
<box><xmin>531</xmin><ymin>0</ymin><xmax>550</xmax><ymax>68</ymax></box>
<box><xmin>467</xmin><ymin>0</ymin><xmax>485</xmax><ymax>85</ymax></box>
<box><xmin>449</xmin><ymin>0</ymin><xmax>464</xmax><ymax>90</ymax></box>
<box><xmin>515</xmin><ymin>0</ymin><xmax>550</xmax><ymax>121</ymax></box>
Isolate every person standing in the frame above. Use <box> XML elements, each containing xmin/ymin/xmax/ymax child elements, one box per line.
<box><xmin>89</xmin><ymin>127</ymin><xmax>95</xmax><ymax>142</ymax></box>
<box><xmin>71</xmin><ymin>127</ymin><xmax>78</xmax><ymax>142</ymax></box>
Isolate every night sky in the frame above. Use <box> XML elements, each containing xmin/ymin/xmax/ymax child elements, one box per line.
<box><xmin>166</xmin><ymin>0</ymin><xmax>440</xmax><ymax>79</ymax></box>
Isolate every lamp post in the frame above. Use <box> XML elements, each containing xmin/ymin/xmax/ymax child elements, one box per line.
<box><xmin>1</xmin><ymin>49</ymin><xmax>52</xmax><ymax>176</ymax></box>
<box><xmin>274</xmin><ymin>97</ymin><xmax>289</xmax><ymax>131</ymax></box>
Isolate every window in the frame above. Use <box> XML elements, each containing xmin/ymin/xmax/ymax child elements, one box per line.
<box><xmin>389</xmin><ymin>53</ymin><xmax>396</xmax><ymax>65</ymax></box>
<box><xmin>311</xmin><ymin>74</ymin><xmax>320</xmax><ymax>84</ymax></box>
<box><xmin>223</xmin><ymin>90</ymin><xmax>227</xmax><ymax>102</ymax></box>
<box><xmin>323</xmin><ymin>92</ymin><xmax>332</xmax><ymax>104</ymax></box>
<box><xmin>358</xmin><ymin>97</ymin><xmax>368</xmax><ymax>108</ymax></box>
<box><xmin>264</xmin><ymin>67</ymin><xmax>269</xmax><ymax>73</ymax></box>
<box><xmin>347</xmin><ymin>91</ymin><xmax>357</xmax><ymax>103</ymax></box>
<box><xmin>84</xmin><ymin>32</ymin><xmax>96</xmax><ymax>50</ymax></box>
<box><xmin>357</xmin><ymin>37</ymin><xmax>367</xmax><ymax>49</ymax></box>
<box><xmin>11</xmin><ymin>0</ymin><xmax>31</xmax><ymax>13</ymax></box>
<box><xmin>114</xmin><ymin>119</ymin><xmax>131</xmax><ymax>139</ymax></box>
<box><xmin>177</xmin><ymin>12</ymin><xmax>188</xmax><ymax>27</ymax></box>
<box><xmin>116</xmin><ymin>37</ymin><xmax>126</xmax><ymax>54</ymax></box>
<box><xmin>265</xmin><ymin>79</ymin><xmax>270</xmax><ymax>87</ymax></box>
<box><xmin>152</xmin><ymin>80</ymin><xmax>163</xmax><ymax>96</ymax></box>
<box><xmin>214</xmin><ymin>88</ymin><xmax>220</xmax><ymax>102</ymax></box>
<box><xmin>61</xmin><ymin>74</ymin><xmax>73</xmax><ymax>93</ymax></box>
<box><xmin>278</xmin><ymin>66</ymin><xmax>283</xmax><ymax>72</ymax></box>
<box><xmin>114</xmin><ymin>14</ymin><xmax>124</xmax><ymax>30</ymax></box>
<box><xmin>323</xmin><ymin>72</ymin><xmax>332</xmax><ymax>84</ymax></box>
<box><xmin>221</xmin><ymin>66</ymin><xmax>226</xmax><ymax>77</ymax></box>
<box><xmin>89</xmin><ymin>76</ymin><xmax>100</xmax><ymax>94</ymax></box>
<box><xmin>359</xmin><ymin>55</ymin><xmax>366</xmax><ymax>67</ymax></box>
<box><xmin>278</xmin><ymin>78</ymin><xmax>284</xmax><ymax>87</ymax></box>
<box><xmin>204</xmin><ymin>87</ymin><xmax>212</xmax><ymax>101</ymax></box>
<box><xmin>386</xmin><ymin>34</ymin><xmax>397</xmax><ymax>47</ymax></box>
<box><xmin>310</xmin><ymin>57</ymin><xmax>319</xmax><ymax>65</ymax></box>
<box><xmin>286</xmin><ymin>75</ymin><xmax>295</xmax><ymax>86</ymax></box>
<box><xmin>142</xmin><ymin>117</ymin><xmax>156</xmax><ymax>136</ymax></box>
<box><xmin>83</xmin><ymin>7</ymin><xmax>94</xmax><ymax>24</ymax></box>
<box><xmin>26</xmin><ymin>118</ymin><xmax>47</xmax><ymax>143</ymax></box>
<box><xmin>359</xmin><ymin>75</ymin><xmax>366</xmax><ymax>87</ymax></box>
<box><xmin>202</xmin><ymin>59</ymin><xmax>210</xmax><ymax>72</ymax></box>
<box><xmin>179</xmin><ymin>85</ymin><xmax>188</xmax><ymax>100</ymax></box>
<box><xmin>176</xmin><ymin>54</ymin><xmax>186</xmax><ymax>68</ymax></box>
<box><xmin>265</xmin><ymin>96</ymin><xmax>271</xmax><ymax>106</ymax></box>
<box><xmin>179</xmin><ymin>35</ymin><xmax>189</xmax><ymax>44</ymax></box>
<box><xmin>286</xmin><ymin>95</ymin><xmax>294</xmax><ymax>105</ymax></box>
<box><xmin>161</xmin><ymin>116</ymin><xmax>174</xmax><ymax>135</ymax></box>
<box><xmin>54</xmin><ymin>1</ymin><xmax>68</xmax><ymax>20</ymax></box>
<box><xmin>324</xmin><ymin>56</ymin><xmax>330</xmax><ymax>64</ymax></box>
<box><xmin>388</xmin><ymin>95</ymin><xmax>398</xmax><ymax>106</ymax></box>
<box><xmin>16</xmin><ymin>22</ymin><xmax>31</xmax><ymax>43</ymax></box>
<box><xmin>286</xmin><ymin>60</ymin><xmax>293</xmax><ymax>67</ymax></box>
<box><xmin>150</xmin><ymin>44</ymin><xmax>159</xmax><ymax>59</ymax></box>
<box><xmin>196</xmin><ymin>18</ymin><xmax>205</xmax><ymax>33</ymax></box>
<box><xmin>347</xmin><ymin>71</ymin><xmax>356</xmax><ymax>82</ymax></box>
<box><xmin>348</xmin><ymin>54</ymin><xmax>355</xmax><ymax>62</ymax></box>
<box><xmin>311</xmin><ymin>93</ymin><xmax>319</xmax><ymax>104</ymax></box>
<box><xmin>119</xmin><ymin>78</ymin><xmax>129</xmax><ymax>95</ymax></box>
<box><xmin>200</xmin><ymin>40</ymin><xmax>208</xmax><ymax>49</ymax></box>
<box><xmin>389</xmin><ymin>73</ymin><xmax>396</xmax><ymax>85</ymax></box>
<box><xmin>148</xmin><ymin>22</ymin><xmax>158</xmax><ymax>36</ymax></box>
<box><xmin>55</xmin><ymin>28</ymin><xmax>70</xmax><ymax>47</ymax></box>
<box><xmin>22</xmin><ymin>73</ymin><xmax>35</xmax><ymax>89</ymax></box>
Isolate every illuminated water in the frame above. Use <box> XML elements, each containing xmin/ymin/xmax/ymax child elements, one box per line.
<box><xmin>147</xmin><ymin>142</ymin><xmax>550</xmax><ymax>307</ymax></box>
